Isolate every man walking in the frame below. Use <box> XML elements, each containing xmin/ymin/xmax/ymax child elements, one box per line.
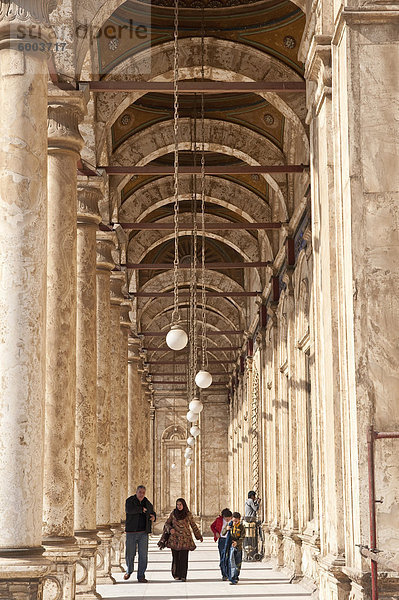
<box><xmin>124</xmin><ymin>485</ymin><xmax>156</xmax><ymax>583</ymax></box>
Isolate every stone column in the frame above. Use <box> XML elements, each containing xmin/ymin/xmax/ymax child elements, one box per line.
<box><xmin>148</xmin><ymin>395</ymin><xmax>156</xmax><ymax>503</ymax></box>
<box><xmin>119</xmin><ymin>302</ymin><xmax>131</xmax><ymax>567</ymax></box>
<box><xmin>74</xmin><ymin>182</ymin><xmax>102</xmax><ymax>600</ymax></box>
<box><xmin>95</xmin><ymin>233</ymin><xmax>116</xmax><ymax>585</ymax></box>
<box><xmin>127</xmin><ymin>339</ymin><xmax>141</xmax><ymax>493</ymax></box>
<box><xmin>109</xmin><ymin>273</ymin><xmax>125</xmax><ymax>573</ymax></box>
<box><xmin>42</xmin><ymin>94</ymin><xmax>85</xmax><ymax>600</ymax></box>
<box><xmin>0</xmin><ymin>3</ymin><xmax>54</xmax><ymax>598</ymax></box>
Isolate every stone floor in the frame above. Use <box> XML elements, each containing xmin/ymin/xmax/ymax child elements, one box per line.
<box><xmin>98</xmin><ymin>537</ymin><xmax>312</xmax><ymax>600</ymax></box>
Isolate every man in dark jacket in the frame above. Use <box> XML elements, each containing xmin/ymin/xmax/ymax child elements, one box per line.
<box><xmin>124</xmin><ymin>485</ymin><xmax>156</xmax><ymax>582</ymax></box>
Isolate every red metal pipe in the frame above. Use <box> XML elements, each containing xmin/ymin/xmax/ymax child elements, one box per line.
<box><xmin>368</xmin><ymin>426</ymin><xmax>378</xmax><ymax>600</ymax></box>
<box><xmin>374</xmin><ymin>431</ymin><xmax>399</xmax><ymax>440</ymax></box>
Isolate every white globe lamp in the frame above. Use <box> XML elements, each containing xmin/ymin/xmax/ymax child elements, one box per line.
<box><xmin>171</xmin><ymin>462</ymin><xmax>177</xmax><ymax>470</ymax></box>
<box><xmin>166</xmin><ymin>324</ymin><xmax>188</xmax><ymax>351</ymax></box>
<box><xmin>184</xmin><ymin>447</ymin><xmax>193</xmax><ymax>457</ymax></box>
<box><xmin>186</xmin><ymin>410</ymin><xmax>198</xmax><ymax>423</ymax></box>
<box><xmin>190</xmin><ymin>425</ymin><xmax>200</xmax><ymax>438</ymax></box>
<box><xmin>185</xmin><ymin>458</ymin><xmax>193</xmax><ymax>467</ymax></box>
<box><xmin>195</xmin><ymin>369</ymin><xmax>212</xmax><ymax>388</ymax></box>
<box><xmin>187</xmin><ymin>436</ymin><xmax>195</xmax><ymax>447</ymax></box>
<box><xmin>189</xmin><ymin>399</ymin><xmax>203</xmax><ymax>414</ymax></box>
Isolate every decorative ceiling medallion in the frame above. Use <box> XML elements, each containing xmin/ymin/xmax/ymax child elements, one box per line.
<box><xmin>120</xmin><ymin>113</ymin><xmax>132</xmax><ymax>126</ymax></box>
<box><xmin>283</xmin><ymin>35</ymin><xmax>296</xmax><ymax>49</ymax></box>
<box><xmin>108</xmin><ymin>37</ymin><xmax>120</xmax><ymax>51</ymax></box>
<box><xmin>263</xmin><ymin>113</ymin><xmax>275</xmax><ymax>126</ymax></box>
<box><xmin>138</xmin><ymin>0</ymin><xmax>263</xmax><ymax>7</ymax></box>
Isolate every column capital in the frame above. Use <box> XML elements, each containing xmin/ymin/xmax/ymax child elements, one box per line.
<box><xmin>77</xmin><ymin>183</ymin><xmax>101</xmax><ymax>226</ymax></box>
<box><xmin>0</xmin><ymin>0</ymin><xmax>55</xmax><ymax>47</ymax></box>
<box><xmin>110</xmin><ymin>272</ymin><xmax>126</xmax><ymax>306</ymax></box>
<box><xmin>48</xmin><ymin>91</ymin><xmax>86</xmax><ymax>155</ymax></box>
<box><xmin>96</xmin><ymin>232</ymin><xmax>115</xmax><ymax>272</ymax></box>
<box><xmin>120</xmin><ymin>301</ymin><xmax>132</xmax><ymax>330</ymax></box>
<box><xmin>128</xmin><ymin>337</ymin><xmax>141</xmax><ymax>363</ymax></box>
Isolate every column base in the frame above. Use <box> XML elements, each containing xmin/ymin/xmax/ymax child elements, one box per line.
<box><xmin>110</xmin><ymin>524</ymin><xmax>124</xmax><ymax>573</ymax></box>
<box><xmin>343</xmin><ymin>566</ymin><xmax>399</xmax><ymax>600</ymax></box>
<box><xmin>0</xmin><ymin>547</ymin><xmax>52</xmax><ymax>600</ymax></box>
<box><xmin>74</xmin><ymin>531</ymin><xmax>102</xmax><ymax>600</ymax></box>
<box><xmin>318</xmin><ymin>554</ymin><xmax>351</xmax><ymax>600</ymax></box>
<box><xmin>95</xmin><ymin>528</ymin><xmax>116</xmax><ymax>585</ymax></box>
<box><xmin>42</xmin><ymin>536</ymin><xmax>80</xmax><ymax>600</ymax></box>
<box><xmin>281</xmin><ymin>529</ymin><xmax>303</xmax><ymax>581</ymax></box>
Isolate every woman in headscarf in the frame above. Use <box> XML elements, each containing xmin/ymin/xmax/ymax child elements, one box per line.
<box><xmin>158</xmin><ymin>498</ymin><xmax>203</xmax><ymax>581</ymax></box>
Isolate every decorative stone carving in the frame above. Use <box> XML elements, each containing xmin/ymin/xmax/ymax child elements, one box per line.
<box><xmin>0</xmin><ymin>0</ymin><xmax>55</xmax><ymax>45</ymax></box>
<box><xmin>77</xmin><ymin>185</ymin><xmax>102</xmax><ymax>225</ymax></box>
<box><xmin>48</xmin><ymin>103</ymin><xmax>84</xmax><ymax>154</ymax></box>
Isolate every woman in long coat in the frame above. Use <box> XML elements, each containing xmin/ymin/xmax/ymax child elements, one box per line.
<box><xmin>158</xmin><ymin>498</ymin><xmax>203</xmax><ymax>581</ymax></box>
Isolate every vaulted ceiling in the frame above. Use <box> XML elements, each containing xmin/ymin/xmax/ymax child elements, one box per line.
<box><xmin>93</xmin><ymin>0</ymin><xmax>309</xmax><ymax>394</ymax></box>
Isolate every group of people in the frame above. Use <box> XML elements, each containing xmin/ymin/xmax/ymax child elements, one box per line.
<box><xmin>123</xmin><ymin>485</ymin><xmax>260</xmax><ymax>585</ymax></box>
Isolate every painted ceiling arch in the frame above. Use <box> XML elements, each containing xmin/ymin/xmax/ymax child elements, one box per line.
<box><xmin>96</xmin><ymin>37</ymin><xmax>307</xmax><ymax>159</ymax></box>
<box><xmin>141</xmin><ymin>296</ymin><xmax>244</xmax><ymax>330</ymax></box>
<box><xmin>141</xmin><ymin>302</ymin><xmax>240</xmax><ymax>333</ymax></box>
<box><xmin>119</xmin><ymin>175</ymin><xmax>271</xmax><ymax>222</ymax></box>
<box><xmin>111</xmin><ymin>118</ymin><xmax>289</xmax><ymax>218</ymax></box>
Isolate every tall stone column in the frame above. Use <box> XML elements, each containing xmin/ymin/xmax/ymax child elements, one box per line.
<box><xmin>127</xmin><ymin>339</ymin><xmax>141</xmax><ymax>494</ymax></box>
<box><xmin>0</xmin><ymin>3</ymin><xmax>54</xmax><ymax>598</ymax></box>
<box><xmin>109</xmin><ymin>273</ymin><xmax>125</xmax><ymax>573</ymax></box>
<box><xmin>95</xmin><ymin>233</ymin><xmax>116</xmax><ymax>585</ymax></box>
<box><xmin>75</xmin><ymin>183</ymin><xmax>102</xmax><ymax>600</ymax></box>
<box><xmin>119</xmin><ymin>302</ymin><xmax>131</xmax><ymax>567</ymax></box>
<box><xmin>42</xmin><ymin>94</ymin><xmax>85</xmax><ymax>600</ymax></box>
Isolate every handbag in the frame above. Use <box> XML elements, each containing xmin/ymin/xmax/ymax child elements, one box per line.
<box><xmin>157</xmin><ymin>525</ymin><xmax>171</xmax><ymax>550</ymax></box>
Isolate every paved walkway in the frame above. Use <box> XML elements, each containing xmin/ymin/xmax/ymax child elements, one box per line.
<box><xmin>98</xmin><ymin>537</ymin><xmax>312</xmax><ymax>600</ymax></box>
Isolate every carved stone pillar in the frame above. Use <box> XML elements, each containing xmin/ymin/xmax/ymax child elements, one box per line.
<box><xmin>109</xmin><ymin>273</ymin><xmax>125</xmax><ymax>573</ymax></box>
<box><xmin>95</xmin><ymin>233</ymin><xmax>116</xmax><ymax>585</ymax></box>
<box><xmin>42</xmin><ymin>96</ymin><xmax>85</xmax><ymax>600</ymax></box>
<box><xmin>119</xmin><ymin>302</ymin><xmax>131</xmax><ymax>568</ymax></box>
<box><xmin>75</xmin><ymin>183</ymin><xmax>102</xmax><ymax>600</ymax></box>
<box><xmin>0</xmin><ymin>3</ymin><xmax>54</xmax><ymax>597</ymax></box>
<box><xmin>127</xmin><ymin>339</ymin><xmax>141</xmax><ymax>493</ymax></box>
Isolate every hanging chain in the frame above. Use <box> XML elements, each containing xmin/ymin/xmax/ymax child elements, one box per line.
<box><xmin>192</xmin><ymin>100</ymin><xmax>198</xmax><ymax>394</ymax></box>
<box><xmin>189</xmin><ymin>108</ymin><xmax>198</xmax><ymax>401</ymax></box>
<box><xmin>200</xmin><ymin>6</ymin><xmax>208</xmax><ymax>370</ymax></box>
<box><xmin>172</xmin><ymin>0</ymin><xmax>180</xmax><ymax>325</ymax></box>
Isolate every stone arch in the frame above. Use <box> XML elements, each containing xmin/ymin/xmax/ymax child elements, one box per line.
<box><xmin>162</xmin><ymin>424</ymin><xmax>186</xmax><ymax>441</ymax></box>
<box><xmin>120</xmin><ymin>175</ymin><xmax>275</xmax><ymax>262</ymax></box>
<box><xmin>140</xmin><ymin>302</ymin><xmax>242</xmax><ymax>333</ymax></box>
<box><xmin>95</xmin><ymin>37</ymin><xmax>308</xmax><ymax>160</ymax></box>
<box><xmin>112</xmin><ymin>117</ymin><xmax>288</xmax><ymax>218</ymax></box>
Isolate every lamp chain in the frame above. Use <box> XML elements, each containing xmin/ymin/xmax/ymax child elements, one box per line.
<box><xmin>200</xmin><ymin>6</ymin><xmax>208</xmax><ymax>370</ymax></box>
<box><xmin>172</xmin><ymin>0</ymin><xmax>180</xmax><ymax>325</ymax></box>
<box><xmin>191</xmin><ymin>104</ymin><xmax>198</xmax><ymax>398</ymax></box>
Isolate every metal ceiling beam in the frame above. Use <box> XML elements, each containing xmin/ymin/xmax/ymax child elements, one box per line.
<box><xmin>83</xmin><ymin>81</ymin><xmax>306</xmax><ymax>93</ymax></box>
<box><xmin>127</xmin><ymin>262</ymin><xmax>271</xmax><ymax>270</ymax></box>
<box><xmin>102</xmin><ymin>165</ymin><xmax>306</xmax><ymax>175</ymax></box>
<box><xmin>147</xmin><ymin>360</ymin><xmax>236</xmax><ymax>364</ymax></box>
<box><xmin>151</xmin><ymin>381</ymin><xmax>228</xmax><ymax>386</ymax></box>
<box><xmin>133</xmin><ymin>291</ymin><xmax>260</xmax><ymax>298</ymax></box>
<box><xmin>140</xmin><ymin>330</ymin><xmax>243</xmax><ymax>336</ymax></box>
<box><xmin>149</xmin><ymin>372</ymin><xmax>229</xmax><ymax>376</ymax></box>
<box><xmin>120</xmin><ymin>222</ymin><xmax>282</xmax><ymax>231</ymax></box>
<box><xmin>144</xmin><ymin>346</ymin><xmax>240</xmax><ymax>351</ymax></box>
